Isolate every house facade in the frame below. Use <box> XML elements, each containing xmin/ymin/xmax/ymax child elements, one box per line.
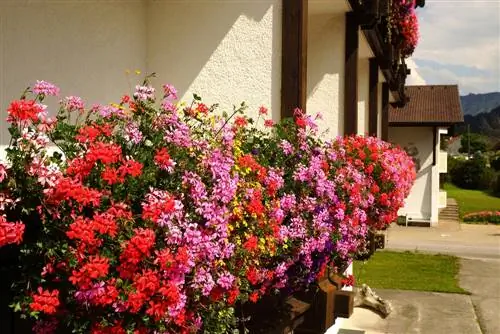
<box><xmin>389</xmin><ymin>85</ymin><xmax>464</xmax><ymax>226</ymax></box>
<box><xmin>0</xmin><ymin>0</ymin><xmax>416</xmax><ymax>150</ymax></box>
<box><xmin>0</xmin><ymin>0</ymin><xmax>422</xmax><ymax>332</ymax></box>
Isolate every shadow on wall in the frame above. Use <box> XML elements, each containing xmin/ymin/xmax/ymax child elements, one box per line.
<box><xmin>306</xmin><ymin>13</ymin><xmax>345</xmax><ymax>137</ymax></box>
<box><xmin>414</xmin><ymin>164</ymin><xmax>433</xmax><ymax>218</ymax></box>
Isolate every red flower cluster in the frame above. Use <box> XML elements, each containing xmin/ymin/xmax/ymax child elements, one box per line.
<box><xmin>118</xmin><ymin>228</ymin><xmax>156</xmax><ymax>279</ymax></box>
<box><xmin>154</xmin><ymin>147</ymin><xmax>175</xmax><ymax>172</ymax></box>
<box><xmin>0</xmin><ymin>215</ymin><xmax>25</xmax><ymax>247</ymax></box>
<box><xmin>47</xmin><ymin>177</ymin><xmax>101</xmax><ymax>207</ymax></box>
<box><xmin>76</xmin><ymin>123</ymin><xmax>113</xmax><ymax>143</ymax></box>
<box><xmin>238</xmin><ymin>154</ymin><xmax>267</xmax><ymax>181</ymax></box>
<box><xmin>243</xmin><ymin>235</ymin><xmax>258</xmax><ymax>252</ymax></box>
<box><xmin>7</xmin><ymin>99</ymin><xmax>43</xmax><ymax>121</ymax></box>
<box><xmin>141</xmin><ymin>191</ymin><xmax>176</xmax><ymax>222</ymax></box>
<box><xmin>66</xmin><ymin>212</ymin><xmax>118</xmax><ymax>251</ymax></box>
<box><xmin>30</xmin><ymin>288</ymin><xmax>60</xmax><ymax>315</ymax></box>
<box><xmin>69</xmin><ymin>255</ymin><xmax>110</xmax><ymax>289</ymax></box>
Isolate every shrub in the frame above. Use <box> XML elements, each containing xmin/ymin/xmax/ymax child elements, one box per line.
<box><xmin>0</xmin><ymin>80</ymin><xmax>415</xmax><ymax>333</ymax></box>
<box><xmin>463</xmin><ymin>211</ymin><xmax>500</xmax><ymax>224</ymax></box>
<box><xmin>450</xmin><ymin>154</ymin><xmax>494</xmax><ymax>190</ymax></box>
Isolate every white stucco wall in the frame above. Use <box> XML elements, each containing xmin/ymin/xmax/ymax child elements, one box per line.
<box><xmin>0</xmin><ymin>0</ymin><xmax>147</xmax><ymax>146</ymax></box>
<box><xmin>389</xmin><ymin>126</ymin><xmax>436</xmax><ymax>224</ymax></box>
<box><xmin>306</xmin><ymin>13</ymin><xmax>345</xmax><ymax>139</ymax></box>
<box><xmin>357</xmin><ymin>58</ymin><xmax>369</xmax><ymax>135</ymax></box>
<box><xmin>1</xmin><ymin>0</ymin><xmax>282</xmax><ymax>160</ymax></box>
<box><xmin>147</xmin><ymin>0</ymin><xmax>282</xmax><ymax>122</ymax></box>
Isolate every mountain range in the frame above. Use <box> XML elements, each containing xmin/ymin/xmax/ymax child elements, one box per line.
<box><xmin>460</xmin><ymin>92</ymin><xmax>500</xmax><ymax>116</ymax></box>
<box><xmin>456</xmin><ymin>92</ymin><xmax>500</xmax><ymax>142</ymax></box>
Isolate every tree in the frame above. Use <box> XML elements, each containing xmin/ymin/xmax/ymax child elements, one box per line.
<box><xmin>450</xmin><ymin>153</ymin><xmax>495</xmax><ymax>190</ymax></box>
<box><xmin>459</xmin><ymin>133</ymin><xmax>489</xmax><ymax>154</ymax></box>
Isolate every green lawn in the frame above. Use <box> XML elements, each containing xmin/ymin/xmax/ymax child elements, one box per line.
<box><xmin>444</xmin><ymin>183</ymin><xmax>500</xmax><ymax>218</ymax></box>
<box><xmin>354</xmin><ymin>251</ymin><xmax>468</xmax><ymax>294</ymax></box>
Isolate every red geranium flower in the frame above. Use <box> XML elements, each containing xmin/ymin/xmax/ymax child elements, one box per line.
<box><xmin>30</xmin><ymin>288</ymin><xmax>60</xmax><ymax>315</ymax></box>
<box><xmin>7</xmin><ymin>99</ymin><xmax>42</xmax><ymax>121</ymax></box>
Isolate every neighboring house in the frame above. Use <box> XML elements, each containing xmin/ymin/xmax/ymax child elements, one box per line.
<box><xmin>389</xmin><ymin>85</ymin><xmax>464</xmax><ymax>226</ymax></box>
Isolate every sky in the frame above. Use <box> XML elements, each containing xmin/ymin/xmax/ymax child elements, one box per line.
<box><xmin>406</xmin><ymin>0</ymin><xmax>500</xmax><ymax>95</ymax></box>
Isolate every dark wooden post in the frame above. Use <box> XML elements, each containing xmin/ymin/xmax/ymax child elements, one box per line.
<box><xmin>381</xmin><ymin>82</ymin><xmax>389</xmax><ymax>141</ymax></box>
<box><xmin>368</xmin><ymin>57</ymin><xmax>379</xmax><ymax>136</ymax></box>
<box><xmin>344</xmin><ymin>12</ymin><xmax>359</xmax><ymax>135</ymax></box>
<box><xmin>295</xmin><ymin>279</ymin><xmax>338</xmax><ymax>333</ymax></box>
<box><xmin>432</xmin><ymin>126</ymin><xmax>437</xmax><ymax>166</ymax></box>
<box><xmin>281</xmin><ymin>0</ymin><xmax>308</xmax><ymax>119</ymax></box>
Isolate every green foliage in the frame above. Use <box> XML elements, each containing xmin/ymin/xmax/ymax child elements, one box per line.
<box><xmin>449</xmin><ymin>154</ymin><xmax>495</xmax><ymax>190</ymax></box>
<box><xmin>459</xmin><ymin>133</ymin><xmax>489</xmax><ymax>154</ymax></box>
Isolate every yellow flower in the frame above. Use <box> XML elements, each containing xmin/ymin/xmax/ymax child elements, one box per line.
<box><xmin>110</xmin><ymin>103</ymin><xmax>123</xmax><ymax>110</ymax></box>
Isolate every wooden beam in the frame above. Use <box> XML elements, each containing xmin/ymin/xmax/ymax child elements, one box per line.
<box><xmin>381</xmin><ymin>82</ymin><xmax>389</xmax><ymax>141</ymax></box>
<box><xmin>432</xmin><ymin>126</ymin><xmax>437</xmax><ymax>166</ymax></box>
<box><xmin>344</xmin><ymin>12</ymin><xmax>359</xmax><ymax>135</ymax></box>
<box><xmin>281</xmin><ymin>0</ymin><xmax>308</xmax><ymax>119</ymax></box>
<box><xmin>368</xmin><ymin>58</ymin><xmax>379</xmax><ymax>136</ymax></box>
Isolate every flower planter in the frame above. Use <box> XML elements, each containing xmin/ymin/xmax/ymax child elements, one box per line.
<box><xmin>237</xmin><ymin>295</ymin><xmax>310</xmax><ymax>334</ymax></box>
<box><xmin>236</xmin><ymin>272</ymin><xmax>354</xmax><ymax>334</ymax></box>
<box><xmin>292</xmin><ymin>275</ymin><xmax>354</xmax><ymax>334</ymax></box>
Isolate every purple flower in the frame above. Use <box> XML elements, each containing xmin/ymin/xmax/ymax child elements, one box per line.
<box><xmin>280</xmin><ymin>140</ymin><xmax>294</xmax><ymax>155</ymax></box>
<box><xmin>124</xmin><ymin>122</ymin><xmax>143</xmax><ymax>144</ymax></box>
<box><xmin>60</xmin><ymin>96</ymin><xmax>84</xmax><ymax>113</ymax></box>
<box><xmin>33</xmin><ymin>80</ymin><xmax>60</xmax><ymax>96</ymax></box>
<box><xmin>193</xmin><ymin>268</ymin><xmax>215</xmax><ymax>296</ymax></box>
<box><xmin>217</xmin><ymin>272</ymin><xmax>235</xmax><ymax>289</ymax></box>
<box><xmin>162</xmin><ymin>83</ymin><xmax>178</xmax><ymax>100</ymax></box>
<box><xmin>95</xmin><ymin>104</ymin><xmax>125</xmax><ymax>118</ymax></box>
<box><xmin>133</xmin><ymin>84</ymin><xmax>155</xmax><ymax>102</ymax></box>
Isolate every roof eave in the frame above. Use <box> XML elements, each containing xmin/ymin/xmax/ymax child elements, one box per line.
<box><xmin>389</xmin><ymin>121</ymin><xmax>464</xmax><ymax>127</ymax></box>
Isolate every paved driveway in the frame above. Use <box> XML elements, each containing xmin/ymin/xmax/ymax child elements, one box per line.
<box><xmin>334</xmin><ymin>223</ymin><xmax>500</xmax><ymax>334</ymax></box>
<box><xmin>338</xmin><ymin>289</ymin><xmax>482</xmax><ymax>334</ymax></box>
<box><xmin>384</xmin><ymin>223</ymin><xmax>500</xmax><ymax>259</ymax></box>
<box><xmin>459</xmin><ymin>258</ymin><xmax>500</xmax><ymax>334</ymax></box>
